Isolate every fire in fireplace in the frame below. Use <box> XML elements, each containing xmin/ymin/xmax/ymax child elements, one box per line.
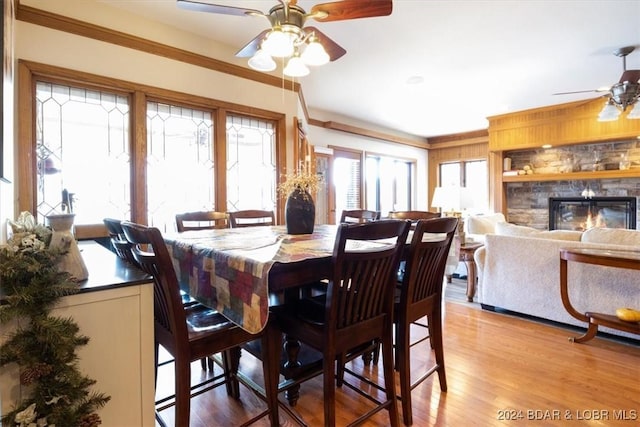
<box><xmin>549</xmin><ymin>197</ymin><xmax>637</xmax><ymax>231</ymax></box>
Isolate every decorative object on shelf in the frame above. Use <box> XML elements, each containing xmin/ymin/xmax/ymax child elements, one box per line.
<box><xmin>278</xmin><ymin>166</ymin><xmax>321</xmax><ymax>234</ymax></box>
<box><xmin>0</xmin><ymin>212</ymin><xmax>110</xmax><ymax>427</ymax></box>
<box><xmin>619</xmin><ymin>151</ymin><xmax>631</xmax><ymax>170</ymax></box>
<box><xmin>581</xmin><ymin>185</ymin><xmax>595</xmax><ymax>199</ymax></box>
<box><xmin>47</xmin><ymin>213</ymin><xmax>89</xmax><ymax>281</ymax></box>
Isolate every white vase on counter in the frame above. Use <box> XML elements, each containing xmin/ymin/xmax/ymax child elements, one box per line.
<box><xmin>47</xmin><ymin>213</ymin><xmax>89</xmax><ymax>281</ymax></box>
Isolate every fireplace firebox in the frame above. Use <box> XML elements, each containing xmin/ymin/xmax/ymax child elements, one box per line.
<box><xmin>549</xmin><ymin>197</ymin><xmax>636</xmax><ymax>231</ymax></box>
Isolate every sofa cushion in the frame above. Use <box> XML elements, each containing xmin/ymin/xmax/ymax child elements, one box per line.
<box><xmin>581</xmin><ymin>227</ymin><xmax>640</xmax><ymax>246</ymax></box>
<box><xmin>495</xmin><ymin>222</ymin><xmax>582</xmax><ymax>241</ymax></box>
<box><xmin>466</xmin><ymin>213</ymin><xmax>506</xmax><ymax>235</ymax></box>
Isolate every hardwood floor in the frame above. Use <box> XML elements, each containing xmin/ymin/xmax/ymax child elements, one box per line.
<box><xmin>155</xmin><ymin>280</ymin><xmax>640</xmax><ymax>426</ymax></box>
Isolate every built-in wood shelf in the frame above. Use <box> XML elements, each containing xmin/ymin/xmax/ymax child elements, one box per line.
<box><xmin>502</xmin><ymin>169</ymin><xmax>640</xmax><ymax>183</ymax></box>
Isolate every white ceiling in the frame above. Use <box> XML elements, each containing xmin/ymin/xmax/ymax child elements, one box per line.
<box><xmin>93</xmin><ymin>0</ymin><xmax>640</xmax><ymax>138</ymax></box>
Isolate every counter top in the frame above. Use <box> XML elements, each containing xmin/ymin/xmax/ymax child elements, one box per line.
<box><xmin>76</xmin><ymin>240</ymin><xmax>151</xmax><ymax>292</ymax></box>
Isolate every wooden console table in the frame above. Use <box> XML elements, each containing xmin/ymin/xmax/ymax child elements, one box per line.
<box><xmin>559</xmin><ymin>247</ymin><xmax>640</xmax><ymax>343</ymax></box>
<box><xmin>456</xmin><ymin>241</ymin><xmax>483</xmax><ymax>302</ymax></box>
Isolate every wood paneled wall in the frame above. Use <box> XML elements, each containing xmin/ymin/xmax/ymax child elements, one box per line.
<box><xmin>427</xmin><ymin>130</ymin><xmax>489</xmax><ymax>209</ymax></box>
<box><xmin>488</xmin><ymin>97</ymin><xmax>640</xmax><ymax>151</ymax></box>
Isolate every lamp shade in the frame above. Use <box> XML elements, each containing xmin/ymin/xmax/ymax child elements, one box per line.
<box><xmin>262</xmin><ymin>30</ymin><xmax>295</xmax><ymax>58</ymax></box>
<box><xmin>627</xmin><ymin>101</ymin><xmax>640</xmax><ymax>119</ymax></box>
<box><xmin>248</xmin><ymin>49</ymin><xmax>276</xmax><ymax>72</ymax></box>
<box><xmin>431</xmin><ymin>186</ymin><xmax>474</xmax><ymax>212</ymax></box>
<box><xmin>597</xmin><ymin>99</ymin><xmax>621</xmax><ymax>122</ymax></box>
<box><xmin>283</xmin><ymin>54</ymin><xmax>310</xmax><ymax>77</ymax></box>
<box><xmin>301</xmin><ymin>37</ymin><xmax>329</xmax><ymax>66</ymax></box>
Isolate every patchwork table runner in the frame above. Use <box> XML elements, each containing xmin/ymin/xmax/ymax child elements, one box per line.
<box><xmin>164</xmin><ymin>225</ymin><xmax>338</xmax><ymax>334</ymax></box>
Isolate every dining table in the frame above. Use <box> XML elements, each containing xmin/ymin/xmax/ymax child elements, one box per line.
<box><xmin>163</xmin><ymin>223</ymin><xmax>444</xmax><ymax>407</ymax></box>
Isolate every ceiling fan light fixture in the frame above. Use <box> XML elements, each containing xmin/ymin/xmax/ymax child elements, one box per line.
<box><xmin>301</xmin><ymin>35</ymin><xmax>329</xmax><ymax>66</ymax></box>
<box><xmin>284</xmin><ymin>54</ymin><xmax>310</xmax><ymax>77</ymax></box>
<box><xmin>597</xmin><ymin>99</ymin><xmax>621</xmax><ymax>122</ymax></box>
<box><xmin>248</xmin><ymin>48</ymin><xmax>277</xmax><ymax>72</ymax></box>
<box><xmin>262</xmin><ymin>29</ymin><xmax>296</xmax><ymax>58</ymax></box>
<box><xmin>627</xmin><ymin>101</ymin><xmax>640</xmax><ymax>120</ymax></box>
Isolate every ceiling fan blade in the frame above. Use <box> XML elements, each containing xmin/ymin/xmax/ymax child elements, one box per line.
<box><xmin>310</xmin><ymin>0</ymin><xmax>392</xmax><ymax>22</ymax></box>
<box><xmin>305</xmin><ymin>27</ymin><xmax>346</xmax><ymax>61</ymax></box>
<box><xmin>553</xmin><ymin>89</ymin><xmax>609</xmax><ymax>95</ymax></box>
<box><xmin>177</xmin><ymin>0</ymin><xmax>263</xmax><ymax>17</ymax></box>
<box><xmin>619</xmin><ymin>69</ymin><xmax>640</xmax><ymax>83</ymax></box>
<box><xmin>235</xmin><ymin>29</ymin><xmax>271</xmax><ymax>58</ymax></box>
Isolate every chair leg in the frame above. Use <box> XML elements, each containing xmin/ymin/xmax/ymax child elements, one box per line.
<box><xmin>381</xmin><ymin>333</ymin><xmax>400</xmax><ymax>427</ymax></box>
<box><xmin>431</xmin><ymin>314</ymin><xmax>448</xmax><ymax>392</ymax></box>
<box><xmin>174</xmin><ymin>356</ymin><xmax>192</xmax><ymax>427</ymax></box>
<box><xmin>397</xmin><ymin>323</ymin><xmax>413</xmax><ymax>426</ymax></box>
<box><xmin>372</xmin><ymin>339</ymin><xmax>381</xmax><ymax>365</ymax></box>
<box><xmin>323</xmin><ymin>356</ymin><xmax>337</xmax><ymax>427</ymax></box>
<box><xmin>222</xmin><ymin>347</ymin><xmax>242</xmax><ymax>399</ymax></box>
<box><xmin>336</xmin><ymin>353</ymin><xmax>345</xmax><ymax>387</ymax></box>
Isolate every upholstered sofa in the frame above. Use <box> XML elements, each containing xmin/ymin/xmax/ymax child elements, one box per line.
<box><xmin>474</xmin><ymin>223</ymin><xmax>640</xmax><ymax>340</ymax></box>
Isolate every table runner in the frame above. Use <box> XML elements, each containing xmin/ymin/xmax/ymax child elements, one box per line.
<box><xmin>164</xmin><ymin>225</ymin><xmax>338</xmax><ymax>333</ymax></box>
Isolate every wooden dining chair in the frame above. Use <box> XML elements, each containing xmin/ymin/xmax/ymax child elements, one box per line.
<box><xmin>175</xmin><ymin>210</ymin><xmax>229</xmax><ymax>232</ymax></box>
<box><xmin>120</xmin><ymin>221</ymin><xmax>279</xmax><ymax>427</ymax></box>
<box><xmin>339</xmin><ymin>209</ymin><xmax>381</xmax><ymax>223</ymax></box>
<box><xmin>103</xmin><ymin>217</ymin><xmax>138</xmax><ymax>266</ymax></box>
<box><xmin>267</xmin><ymin>219</ymin><xmax>410</xmax><ymax>427</ymax></box>
<box><xmin>229</xmin><ymin>209</ymin><xmax>275</xmax><ymax>228</ymax></box>
<box><xmin>341</xmin><ymin>217</ymin><xmax>458</xmax><ymax>426</ymax></box>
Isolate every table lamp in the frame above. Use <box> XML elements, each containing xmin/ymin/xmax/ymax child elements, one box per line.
<box><xmin>431</xmin><ymin>185</ymin><xmax>474</xmax><ymax>244</ymax></box>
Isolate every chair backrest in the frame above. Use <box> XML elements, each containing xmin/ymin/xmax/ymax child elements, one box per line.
<box><xmin>388</xmin><ymin>210</ymin><xmax>441</xmax><ymax>221</ymax></box>
<box><xmin>339</xmin><ymin>209</ymin><xmax>381</xmax><ymax>224</ymax></box>
<box><xmin>400</xmin><ymin>217</ymin><xmax>458</xmax><ymax>321</ymax></box>
<box><xmin>328</xmin><ymin>219</ymin><xmax>410</xmax><ymax>331</ymax></box>
<box><xmin>175</xmin><ymin>210</ymin><xmax>229</xmax><ymax>232</ymax></box>
<box><xmin>103</xmin><ymin>218</ymin><xmax>138</xmax><ymax>265</ymax></box>
<box><xmin>228</xmin><ymin>210</ymin><xmax>275</xmax><ymax>228</ymax></box>
<box><xmin>120</xmin><ymin>221</ymin><xmax>187</xmax><ymax>353</ymax></box>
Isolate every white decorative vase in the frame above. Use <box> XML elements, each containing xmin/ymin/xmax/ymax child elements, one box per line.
<box><xmin>47</xmin><ymin>214</ymin><xmax>89</xmax><ymax>281</ymax></box>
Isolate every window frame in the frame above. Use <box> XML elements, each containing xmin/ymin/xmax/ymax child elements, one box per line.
<box><xmin>365</xmin><ymin>152</ymin><xmax>416</xmax><ymax>214</ymax></box>
<box><xmin>18</xmin><ymin>60</ymin><xmax>286</xmax><ymax>238</ymax></box>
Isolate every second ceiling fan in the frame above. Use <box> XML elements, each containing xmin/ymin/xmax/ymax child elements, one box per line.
<box><xmin>177</xmin><ymin>0</ymin><xmax>393</xmax><ymax>76</ymax></box>
<box><xmin>554</xmin><ymin>46</ymin><xmax>640</xmax><ymax>120</ymax></box>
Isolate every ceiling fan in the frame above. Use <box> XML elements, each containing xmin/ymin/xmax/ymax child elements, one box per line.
<box><xmin>177</xmin><ymin>0</ymin><xmax>393</xmax><ymax>76</ymax></box>
<box><xmin>554</xmin><ymin>46</ymin><xmax>640</xmax><ymax>118</ymax></box>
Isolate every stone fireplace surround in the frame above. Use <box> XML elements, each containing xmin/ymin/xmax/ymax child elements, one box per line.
<box><xmin>504</xmin><ymin>139</ymin><xmax>640</xmax><ymax>230</ymax></box>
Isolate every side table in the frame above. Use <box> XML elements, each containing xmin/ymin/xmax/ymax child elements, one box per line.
<box><xmin>458</xmin><ymin>241</ymin><xmax>483</xmax><ymax>302</ymax></box>
<box><xmin>559</xmin><ymin>247</ymin><xmax>640</xmax><ymax>343</ymax></box>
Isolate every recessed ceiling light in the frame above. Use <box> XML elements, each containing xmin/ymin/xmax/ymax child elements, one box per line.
<box><xmin>542</xmin><ymin>144</ymin><xmax>552</xmax><ymax>149</ymax></box>
<box><xmin>406</xmin><ymin>75</ymin><xmax>424</xmax><ymax>85</ymax></box>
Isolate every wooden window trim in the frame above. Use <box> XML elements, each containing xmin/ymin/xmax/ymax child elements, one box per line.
<box><xmin>18</xmin><ymin>60</ymin><xmax>286</xmax><ymax>235</ymax></box>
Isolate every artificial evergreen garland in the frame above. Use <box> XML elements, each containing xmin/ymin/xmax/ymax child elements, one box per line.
<box><xmin>0</xmin><ymin>212</ymin><xmax>110</xmax><ymax>427</ymax></box>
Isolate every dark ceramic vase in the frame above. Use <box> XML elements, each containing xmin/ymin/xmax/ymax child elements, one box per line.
<box><xmin>285</xmin><ymin>187</ymin><xmax>315</xmax><ymax>234</ymax></box>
